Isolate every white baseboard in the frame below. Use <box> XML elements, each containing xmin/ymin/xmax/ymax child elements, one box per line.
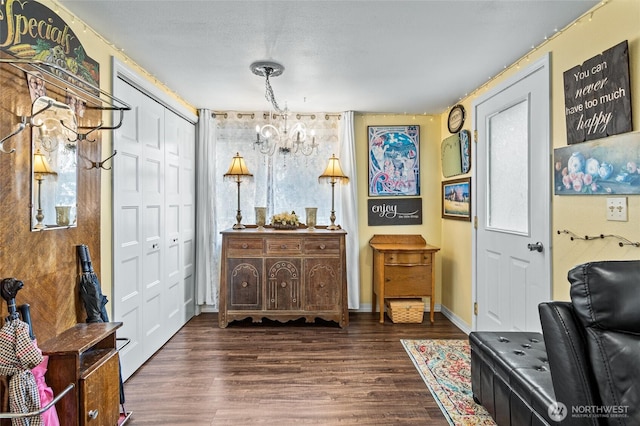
<box><xmin>351</xmin><ymin>302</ymin><xmax>442</xmax><ymax>313</ymax></box>
<box><xmin>439</xmin><ymin>304</ymin><xmax>472</xmax><ymax>335</ymax></box>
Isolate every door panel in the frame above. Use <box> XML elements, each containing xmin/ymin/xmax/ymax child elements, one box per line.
<box><xmin>474</xmin><ymin>54</ymin><xmax>551</xmax><ymax>333</ymax></box>
<box><xmin>113</xmin><ymin>79</ymin><xmax>144</xmax><ymax>379</ymax></box>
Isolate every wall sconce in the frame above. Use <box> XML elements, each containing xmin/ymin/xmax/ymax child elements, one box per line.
<box><xmin>33</xmin><ymin>149</ymin><xmax>57</xmax><ymax>229</ymax></box>
<box><xmin>318</xmin><ymin>154</ymin><xmax>349</xmax><ymax>230</ymax></box>
<box><xmin>223</xmin><ymin>152</ymin><xmax>253</xmax><ymax>229</ymax></box>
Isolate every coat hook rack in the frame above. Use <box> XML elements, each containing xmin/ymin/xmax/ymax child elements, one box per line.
<box><xmin>557</xmin><ymin>229</ymin><xmax>640</xmax><ymax>248</ymax></box>
<box><xmin>0</xmin><ymin>99</ymin><xmax>55</xmax><ymax>154</ymax></box>
<box><xmin>0</xmin><ymin>58</ymin><xmax>131</xmax><ymax>151</ymax></box>
<box><xmin>60</xmin><ymin>108</ymin><xmax>125</xmax><ymax>143</ymax></box>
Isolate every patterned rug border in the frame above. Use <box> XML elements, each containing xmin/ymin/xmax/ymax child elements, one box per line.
<box><xmin>401</xmin><ymin>339</ymin><xmax>496</xmax><ymax>426</ymax></box>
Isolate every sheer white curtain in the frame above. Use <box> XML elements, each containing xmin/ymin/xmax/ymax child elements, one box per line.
<box><xmin>196</xmin><ymin>110</ymin><xmax>360</xmax><ymax>310</ymax></box>
<box><xmin>195</xmin><ymin>109</ymin><xmax>219</xmax><ymax>306</ymax></box>
<box><xmin>338</xmin><ymin>111</ymin><xmax>360</xmax><ymax>309</ymax></box>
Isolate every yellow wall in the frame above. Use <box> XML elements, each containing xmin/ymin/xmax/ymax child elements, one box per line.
<box><xmin>44</xmin><ymin>0</ymin><xmax>639</xmax><ymax>328</ymax></box>
<box><xmin>354</xmin><ymin>114</ymin><xmax>442</xmax><ymax>308</ymax></box>
<box><xmin>440</xmin><ymin>0</ymin><xmax>640</xmax><ymax>326</ymax></box>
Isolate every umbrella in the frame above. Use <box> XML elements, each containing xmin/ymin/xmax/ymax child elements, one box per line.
<box><xmin>76</xmin><ymin>245</ymin><xmax>109</xmax><ymax>323</ymax></box>
<box><xmin>75</xmin><ymin>245</ymin><xmax>126</xmax><ymax>409</ymax></box>
<box><xmin>0</xmin><ymin>278</ymin><xmax>43</xmax><ymax>426</ymax></box>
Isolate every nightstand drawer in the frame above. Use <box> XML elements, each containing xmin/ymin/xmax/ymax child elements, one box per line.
<box><xmin>385</xmin><ymin>252</ymin><xmax>431</xmax><ymax>265</ymax></box>
<box><xmin>384</xmin><ymin>265</ymin><xmax>432</xmax><ymax>296</ymax></box>
<box><xmin>266</xmin><ymin>238</ymin><xmax>303</xmax><ymax>254</ymax></box>
<box><xmin>227</xmin><ymin>238</ymin><xmax>264</xmax><ymax>255</ymax></box>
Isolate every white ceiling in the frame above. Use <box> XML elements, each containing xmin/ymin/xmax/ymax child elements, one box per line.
<box><xmin>58</xmin><ymin>0</ymin><xmax>598</xmax><ymax>114</ymax></box>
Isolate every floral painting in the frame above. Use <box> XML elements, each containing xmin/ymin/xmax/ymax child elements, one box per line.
<box><xmin>368</xmin><ymin>125</ymin><xmax>420</xmax><ymax>196</ymax></box>
<box><xmin>554</xmin><ymin>131</ymin><xmax>640</xmax><ymax>195</ymax></box>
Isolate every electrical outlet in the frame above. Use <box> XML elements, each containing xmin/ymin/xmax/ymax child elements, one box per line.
<box><xmin>606</xmin><ymin>197</ymin><xmax>628</xmax><ymax>221</ymax></box>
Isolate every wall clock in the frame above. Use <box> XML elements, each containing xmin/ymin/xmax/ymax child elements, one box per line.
<box><xmin>447</xmin><ymin>104</ymin><xmax>466</xmax><ymax>134</ymax></box>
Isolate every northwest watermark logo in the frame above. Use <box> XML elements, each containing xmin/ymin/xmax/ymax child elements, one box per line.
<box><xmin>548</xmin><ymin>402</ymin><xmax>567</xmax><ymax>422</ymax></box>
<box><xmin>548</xmin><ymin>402</ymin><xmax>630</xmax><ymax>422</ymax></box>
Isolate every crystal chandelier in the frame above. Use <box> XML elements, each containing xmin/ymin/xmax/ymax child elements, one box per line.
<box><xmin>250</xmin><ymin>61</ymin><xmax>318</xmax><ymax>157</ymax></box>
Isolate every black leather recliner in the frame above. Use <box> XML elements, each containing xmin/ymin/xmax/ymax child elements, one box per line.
<box><xmin>539</xmin><ymin>260</ymin><xmax>640</xmax><ymax>425</ymax></box>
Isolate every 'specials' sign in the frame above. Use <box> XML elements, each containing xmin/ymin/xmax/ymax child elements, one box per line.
<box><xmin>0</xmin><ymin>0</ymin><xmax>100</xmax><ymax>88</ymax></box>
<box><xmin>563</xmin><ymin>40</ymin><xmax>632</xmax><ymax>145</ymax></box>
<box><xmin>367</xmin><ymin>198</ymin><xmax>422</xmax><ymax>226</ymax></box>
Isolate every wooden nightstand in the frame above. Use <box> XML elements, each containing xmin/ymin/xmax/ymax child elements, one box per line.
<box><xmin>39</xmin><ymin>322</ymin><xmax>122</xmax><ymax>426</ymax></box>
<box><xmin>369</xmin><ymin>234</ymin><xmax>440</xmax><ymax>323</ymax></box>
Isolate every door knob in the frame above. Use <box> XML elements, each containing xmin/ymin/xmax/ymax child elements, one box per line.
<box><xmin>527</xmin><ymin>242</ymin><xmax>543</xmax><ymax>252</ymax></box>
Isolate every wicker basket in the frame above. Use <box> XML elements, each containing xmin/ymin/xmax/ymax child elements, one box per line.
<box><xmin>386</xmin><ymin>299</ymin><xmax>424</xmax><ymax>323</ymax></box>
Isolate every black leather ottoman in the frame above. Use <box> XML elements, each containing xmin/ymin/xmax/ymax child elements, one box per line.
<box><xmin>469</xmin><ymin>332</ymin><xmax>556</xmax><ymax>426</ymax></box>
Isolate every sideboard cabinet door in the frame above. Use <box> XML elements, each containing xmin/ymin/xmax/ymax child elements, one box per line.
<box><xmin>305</xmin><ymin>258</ymin><xmax>341</xmax><ymax>311</ymax></box>
<box><xmin>228</xmin><ymin>258</ymin><xmax>262</xmax><ymax>310</ymax></box>
<box><xmin>265</xmin><ymin>258</ymin><xmax>302</xmax><ymax>310</ymax></box>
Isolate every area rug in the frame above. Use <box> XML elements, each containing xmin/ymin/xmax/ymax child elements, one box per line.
<box><xmin>401</xmin><ymin>339</ymin><xmax>496</xmax><ymax>426</ymax></box>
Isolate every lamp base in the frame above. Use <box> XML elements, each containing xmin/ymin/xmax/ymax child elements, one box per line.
<box><xmin>232</xmin><ymin>223</ymin><xmax>246</xmax><ymax>230</ymax></box>
<box><xmin>326</xmin><ymin>224</ymin><xmax>341</xmax><ymax>231</ymax></box>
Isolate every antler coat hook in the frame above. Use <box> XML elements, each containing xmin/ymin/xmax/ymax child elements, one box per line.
<box><xmin>91</xmin><ymin>150</ymin><xmax>117</xmax><ymax>170</ymax></box>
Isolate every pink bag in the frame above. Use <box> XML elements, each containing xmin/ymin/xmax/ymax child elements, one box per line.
<box><xmin>31</xmin><ymin>355</ymin><xmax>59</xmax><ymax>426</ymax></box>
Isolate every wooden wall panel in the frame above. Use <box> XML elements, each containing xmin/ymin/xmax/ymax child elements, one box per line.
<box><xmin>0</xmin><ymin>61</ymin><xmax>102</xmax><ymax>344</ymax></box>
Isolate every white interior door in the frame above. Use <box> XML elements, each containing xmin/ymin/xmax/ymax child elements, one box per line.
<box><xmin>113</xmin><ymin>59</ymin><xmax>197</xmax><ymax>380</ymax></box>
<box><xmin>473</xmin><ymin>54</ymin><xmax>551</xmax><ymax>332</ymax></box>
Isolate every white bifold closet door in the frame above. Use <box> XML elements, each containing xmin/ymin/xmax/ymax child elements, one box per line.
<box><xmin>112</xmin><ymin>64</ymin><xmax>196</xmax><ymax>380</ymax></box>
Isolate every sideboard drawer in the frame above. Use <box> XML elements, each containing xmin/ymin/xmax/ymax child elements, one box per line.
<box><xmin>304</xmin><ymin>238</ymin><xmax>340</xmax><ymax>255</ymax></box>
<box><xmin>385</xmin><ymin>252</ymin><xmax>431</xmax><ymax>265</ymax></box>
<box><xmin>266</xmin><ymin>238</ymin><xmax>303</xmax><ymax>254</ymax></box>
<box><xmin>227</xmin><ymin>238</ymin><xmax>264</xmax><ymax>256</ymax></box>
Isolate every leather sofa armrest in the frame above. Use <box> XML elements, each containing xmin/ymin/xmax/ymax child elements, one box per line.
<box><xmin>539</xmin><ymin>302</ymin><xmax>601</xmax><ymax>425</ymax></box>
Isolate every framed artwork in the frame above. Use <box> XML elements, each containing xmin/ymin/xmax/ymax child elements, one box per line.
<box><xmin>368</xmin><ymin>125</ymin><xmax>420</xmax><ymax>196</ymax></box>
<box><xmin>554</xmin><ymin>130</ymin><xmax>640</xmax><ymax>195</ymax></box>
<box><xmin>441</xmin><ymin>130</ymin><xmax>471</xmax><ymax>178</ymax></box>
<box><xmin>442</xmin><ymin>177</ymin><xmax>471</xmax><ymax>221</ymax></box>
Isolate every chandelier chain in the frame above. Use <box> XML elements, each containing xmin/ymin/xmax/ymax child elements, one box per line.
<box><xmin>264</xmin><ymin>70</ymin><xmax>284</xmax><ymax>114</ymax></box>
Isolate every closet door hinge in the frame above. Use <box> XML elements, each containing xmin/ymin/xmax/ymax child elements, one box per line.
<box><xmin>474</xmin><ymin>302</ymin><xmax>478</xmax><ymax>316</ymax></box>
<box><xmin>474</xmin><ymin>130</ymin><xmax>478</xmax><ymax>143</ymax></box>
<box><xmin>474</xmin><ymin>216</ymin><xmax>478</xmax><ymax>229</ymax></box>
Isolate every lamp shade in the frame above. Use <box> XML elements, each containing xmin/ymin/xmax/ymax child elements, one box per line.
<box><xmin>318</xmin><ymin>154</ymin><xmax>349</xmax><ymax>183</ymax></box>
<box><xmin>33</xmin><ymin>149</ymin><xmax>55</xmax><ymax>175</ymax></box>
<box><xmin>223</xmin><ymin>152</ymin><xmax>253</xmax><ymax>179</ymax></box>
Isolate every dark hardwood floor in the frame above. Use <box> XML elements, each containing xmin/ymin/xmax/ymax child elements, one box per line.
<box><xmin>122</xmin><ymin>312</ymin><xmax>468</xmax><ymax>425</ymax></box>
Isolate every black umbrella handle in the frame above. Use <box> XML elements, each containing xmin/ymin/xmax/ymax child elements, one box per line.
<box><xmin>18</xmin><ymin>304</ymin><xmax>35</xmax><ymax>340</ymax></box>
<box><xmin>77</xmin><ymin>244</ymin><xmax>94</xmax><ymax>273</ymax></box>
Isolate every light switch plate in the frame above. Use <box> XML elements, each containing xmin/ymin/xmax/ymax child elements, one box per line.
<box><xmin>606</xmin><ymin>197</ymin><xmax>627</xmax><ymax>221</ymax></box>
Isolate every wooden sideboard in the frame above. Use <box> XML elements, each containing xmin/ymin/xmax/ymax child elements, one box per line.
<box><xmin>39</xmin><ymin>322</ymin><xmax>122</xmax><ymax>426</ymax></box>
<box><xmin>219</xmin><ymin>228</ymin><xmax>348</xmax><ymax>328</ymax></box>
<box><xmin>369</xmin><ymin>234</ymin><xmax>440</xmax><ymax>324</ymax></box>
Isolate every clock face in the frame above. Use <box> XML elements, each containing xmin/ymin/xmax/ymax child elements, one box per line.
<box><xmin>448</xmin><ymin>105</ymin><xmax>465</xmax><ymax>133</ymax></box>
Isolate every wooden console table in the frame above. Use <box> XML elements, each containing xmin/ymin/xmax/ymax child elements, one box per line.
<box><xmin>219</xmin><ymin>228</ymin><xmax>348</xmax><ymax>328</ymax></box>
<box><xmin>369</xmin><ymin>234</ymin><xmax>440</xmax><ymax>324</ymax></box>
<box><xmin>39</xmin><ymin>322</ymin><xmax>122</xmax><ymax>426</ymax></box>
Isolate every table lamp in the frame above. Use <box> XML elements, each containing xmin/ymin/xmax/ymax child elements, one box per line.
<box><xmin>318</xmin><ymin>154</ymin><xmax>349</xmax><ymax>230</ymax></box>
<box><xmin>224</xmin><ymin>152</ymin><xmax>253</xmax><ymax>229</ymax></box>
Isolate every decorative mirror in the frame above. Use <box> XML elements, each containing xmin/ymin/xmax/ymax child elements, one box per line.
<box><xmin>31</xmin><ymin>96</ymin><xmax>78</xmax><ymax>230</ymax></box>
<box><xmin>441</xmin><ymin>130</ymin><xmax>471</xmax><ymax>178</ymax></box>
